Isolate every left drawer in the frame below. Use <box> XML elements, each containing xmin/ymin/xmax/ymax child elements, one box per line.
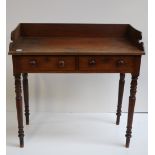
<box><xmin>12</xmin><ymin>56</ymin><xmax>76</xmax><ymax>73</ymax></box>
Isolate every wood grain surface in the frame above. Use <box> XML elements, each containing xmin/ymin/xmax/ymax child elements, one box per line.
<box><xmin>10</xmin><ymin>37</ymin><xmax>143</xmax><ymax>55</ymax></box>
<box><xmin>9</xmin><ymin>23</ymin><xmax>145</xmax><ymax>56</ymax></box>
<box><xmin>9</xmin><ymin>23</ymin><xmax>145</xmax><ymax>148</ymax></box>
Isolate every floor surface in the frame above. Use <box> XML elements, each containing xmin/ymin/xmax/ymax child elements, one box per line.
<box><xmin>6</xmin><ymin>113</ymin><xmax>148</xmax><ymax>155</ymax></box>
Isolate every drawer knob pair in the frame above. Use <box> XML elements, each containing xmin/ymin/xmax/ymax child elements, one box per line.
<box><xmin>29</xmin><ymin>59</ymin><xmax>65</xmax><ymax>68</ymax></box>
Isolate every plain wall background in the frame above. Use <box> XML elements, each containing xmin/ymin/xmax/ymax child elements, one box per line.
<box><xmin>6</xmin><ymin>0</ymin><xmax>148</xmax><ymax>112</ymax></box>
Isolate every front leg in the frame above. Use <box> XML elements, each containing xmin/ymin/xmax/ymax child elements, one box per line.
<box><xmin>22</xmin><ymin>73</ymin><xmax>30</xmax><ymax>125</ymax></box>
<box><xmin>125</xmin><ymin>74</ymin><xmax>139</xmax><ymax>148</ymax></box>
<box><xmin>14</xmin><ymin>73</ymin><xmax>24</xmax><ymax>148</ymax></box>
<box><xmin>116</xmin><ymin>73</ymin><xmax>125</xmax><ymax>125</ymax></box>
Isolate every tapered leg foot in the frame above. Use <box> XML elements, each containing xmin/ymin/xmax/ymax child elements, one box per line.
<box><xmin>26</xmin><ymin>118</ymin><xmax>29</xmax><ymax>125</ymax></box>
<box><xmin>125</xmin><ymin>130</ymin><xmax>131</xmax><ymax>148</ymax></box>
<box><xmin>125</xmin><ymin>74</ymin><xmax>138</xmax><ymax>148</ymax></box>
<box><xmin>14</xmin><ymin>73</ymin><xmax>24</xmax><ymax>148</ymax></box>
<box><xmin>116</xmin><ymin>73</ymin><xmax>125</xmax><ymax>125</ymax></box>
<box><xmin>19</xmin><ymin>136</ymin><xmax>24</xmax><ymax>148</ymax></box>
<box><xmin>116</xmin><ymin>118</ymin><xmax>120</xmax><ymax>125</ymax></box>
<box><xmin>22</xmin><ymin>73</ymin><xmax>30</xmax><ymax>125</ymax></box>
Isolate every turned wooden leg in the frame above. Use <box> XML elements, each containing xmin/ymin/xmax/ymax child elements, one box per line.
<box><xmin>125</xmin><ymin>74</ymin><xmax>139</xmax><ymax>148</ymax></box>
<box><xmin>14</xmin><ymin>73</ymin><xmax>24</xmax><ymax>148</ymax></box>
<box><xmin>116</xmin><ymin>73</ymin><xmax>125</xmax><ymax>125</ymax></box>
<box><xmin>22</xmin><ymin>73</ymin><xmax>30</xmax><ymax>125</ymax></box>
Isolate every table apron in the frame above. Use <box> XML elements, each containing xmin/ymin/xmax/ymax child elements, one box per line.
<box><xmin>12</xmin><ymin>55</ymin><xmax>141</xmax><ymax>74</ymax></box>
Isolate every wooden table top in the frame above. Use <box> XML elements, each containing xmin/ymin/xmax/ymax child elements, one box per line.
<box><xmin>9</xmin><ymin>37</ymin><xmax>143</xmax><ymax>55</ymax></box>
<box><xmin>9</xmin><ymin>23</ymin><xmax>145</xmax><ymax>56</ymax></box>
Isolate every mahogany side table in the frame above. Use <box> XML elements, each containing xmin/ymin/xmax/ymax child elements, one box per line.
<box><xmin>9</xmin><ymin>23</ymin><xmax>145</xmax><ymax>148</ymax></box>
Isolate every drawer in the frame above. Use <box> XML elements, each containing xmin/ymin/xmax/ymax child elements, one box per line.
<box><xmin>13</xmin><ymin>56</ymin><xmax>76</xmax><ymax>73</ymax></box>
<box><xmin>79</xmin><ymin>56</ymin><xmax>141</xmax><ymax>73</ymax></box>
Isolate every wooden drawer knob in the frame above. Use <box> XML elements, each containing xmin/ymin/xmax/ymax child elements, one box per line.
<box><xmin>89</xmin><ymin>58</ymin><xmax>96</xmax><ymax>66</ymax></box>
<box><xmin>58</xmin><ymin>60</ymin><xmax>65</xmax><ymax>67</ymax></box>
<box><xmin>117</xmin><ymin>59</ymin><xmax>125</xmax><ymax>66</ymax></box>
<box><xmin>29</xmin><ymin>60</ymin><xmax>37</xmax><ymax>66</ymax></box>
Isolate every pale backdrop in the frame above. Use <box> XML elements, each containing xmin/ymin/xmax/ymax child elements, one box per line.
<box><xmin>6</xmin><ymin>0</ymin><xmax>148</xmax><ymax>112</ymax></box>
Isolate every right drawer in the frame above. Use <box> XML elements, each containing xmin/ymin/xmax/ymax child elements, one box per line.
<box><xmin>79</xmin><ymin>56</ymin><xmax>141</xmax><ymax>73</ymax></box>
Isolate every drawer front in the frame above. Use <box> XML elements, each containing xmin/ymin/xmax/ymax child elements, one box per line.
<box><xmin>13</xmin><ymin>56</ymin><xmax>76</xmax><ymax>73</ymax></box>
<box><xmin>79</xmin><ymin>56</ymin><xmax>141</xmax><ymax>73</ymax></box>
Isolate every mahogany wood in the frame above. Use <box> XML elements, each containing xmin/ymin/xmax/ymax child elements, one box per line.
<box><xmin>13</xmin><ymin>56</ymin><xmax>76</xmax><ymax>73</ymax></box>
<box><xmin>78</xmin><ymin>56</ymin><xmax>140</xmax><ymax>73</ymax></box>
<box><xmin>22</xmin><ymin>73</ymin><xmax>29</xmax><ymax>125</ymax></box>
<box><xmin>9</xmin><ymin>24</ymin><xmax>144</xmax><ymax>56</ymax></box>
<box><xmin>116</xmin><ymin>73</ymin><xmax>125</xmax><ymax>125</ymax></box>
<box><xmin>9</xmin><ymin>37</ymin><xmax>144</xmax><ymax>56</ymax></box>
<box><xmin>126</xmin><ymin>74</ymin><xmax>139</xmax><ymax>148</ymax></box>
<box><xmin>14</xmin><ymin>73</ymin><xmax>24</xmax><ymax>147</ymax></box>
<box><xmin>9</xmin><ymin>23</ymin><xmax>145</xmax><ymax>148</ymax></box>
